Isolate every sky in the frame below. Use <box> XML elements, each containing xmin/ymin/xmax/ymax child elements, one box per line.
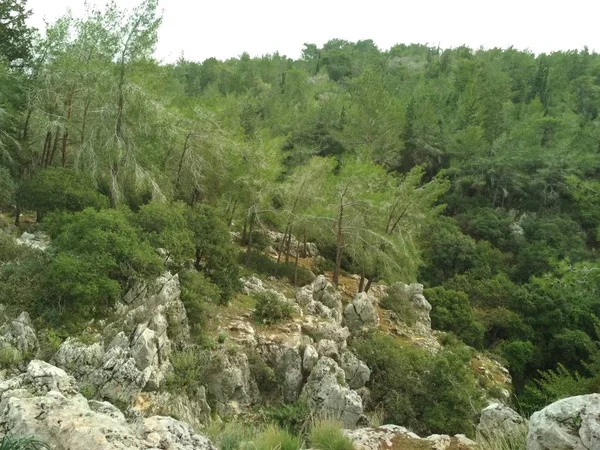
<box><xmin>26</xmin><ymin>0</ymin><xmax>600</xmax><ymax>63</ymax></box>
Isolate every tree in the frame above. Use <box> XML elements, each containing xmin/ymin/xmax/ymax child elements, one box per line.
<box><xmin>0</xmin><ymin>0</ymin><xmax>33</xmax><ymax>65</ymax></box>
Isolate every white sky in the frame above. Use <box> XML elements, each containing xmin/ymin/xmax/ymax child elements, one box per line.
<box><xmin>27</xmin><ymin>0</ymin><xmax>600</xmax><ymax>63</ymax></box>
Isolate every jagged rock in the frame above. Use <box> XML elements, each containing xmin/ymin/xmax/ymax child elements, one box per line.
<box><xmin>317</xmin><ymin>339</ymin><xmax>340</xmax><ymax>361</ymax></box>
<box><xmin>527</xmin><ymin>394</ymin><xmax>600</xmax><ymax>450</ymax></box>
<box><xmin>52</xmin><ymin>273</ymin><xmax>184</xmax><ymax>405</ymax></box>
<box><xmin>345</xmin><ymin>425</ymin><xmax>476</xmax><ymax>450</ymax></box>
<box><xmin>313</xmin><ymin>276</ymin><xmax>343</xmax><ymax>311</ymax></box>
<box><xmin>0</xmin><ymin>361</ymin><xmax>216</xmax><ymax>450</ymax></box>
<box><xmin>296</xmin><ymin>277</ymin><xmax>343</xmax><ymax>323</ymax></box>
<box><xmin>303</xmin><ymin>344</ymin><xmax>319</xmax><ymax>373</ymax></box>
<box><xmin>477</xmin><ymin>403</ymin><xmax>524</xmax><ymax>438</ymax></box>
<box><xmin>391</xmin><ymin>283</ymin><xmax>432</xmax><ymax>333</ymax></box>
<box><xmin>301</xmin><ymin>356</ymin><xmax>363</xmax><ymax>428</ymax></box>
<box><xmin>281</xmin><ymin>348</ymin><xmax>303</xmax><ymax>403</ymax></box>
<box><xmin>134</xmin><ymin>388</ymin><xmax>211</xmax><ymax>430</ymax></box>
<box><xmin>301</xmin><ymin>319</ymin><xmax>350</xmax><ymax>349</ymax></box>
<box><xmin>340</xmin><ymin>351</ymin><xmax>370</xmax><ymax>390</ymax></box>
<box><xmin>296</xmin><ymin>286</ymin><xmax>313</xmax><ymax>307</ymax></box>
<box><xmin>0</xmin><ymin>312</ymin><xmax>38</xmax><ymax>356</ymax></box>
<box><xmin>206</xmin><ymin>350</ymin><xmax>259</xmax><ymax>415</ymax></box>
<box><xmin>343</xmin><ymin>292</ymin><xmax>379</xmax><ymax>332</ymax></box>
<box><xmin>240</xmin><ymin>275</ymin><xmax>265</xmax><ymax>295</ymax></box>
<box><xmin>16</xmin><ymin>232</ymin><xmax>49</xmax><ymax>251</ymax></box>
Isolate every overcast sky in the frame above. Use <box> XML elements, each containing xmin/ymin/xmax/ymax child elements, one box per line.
<box><xmin>26</xmin><ymin>0</ymin><xmax>600</xmax><ymax>63</ymax></box>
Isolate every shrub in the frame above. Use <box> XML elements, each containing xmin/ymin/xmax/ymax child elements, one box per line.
<box><xmin>265</xmin><ymin>401</ymin><xmax>310</xmax><ymax>435</ymax></box>
<box><xmin>309</xmin><ymin>419</ymin><xmax>354</xmax><ymax>450</ymax></box>
<box><xmin>475</xmin><ymin>421</ymin><xmax>528</xmax><ymax>450</ymax></box>
<box><xmin>0</xmin><ymin>436</ymin><xmax>52</xmax><ymax>450</ymax></box>
<box><xmin>0</xmin><ymin>233</ymin><xmax>28</xmax><ymax>264</ymax></box>
<box><xmin>246</xmin><ymin>348</ymin><xmax>279</xmax><ymax>396</ymax></box>
<box><xmin>17</xmin><ymin>167</ymin><xmax>107</xmax><ymax>220</ymax></box>
<box><xmin>380</xmin><ymin>283</ymin><xmax>418</xmax><ymax>327</ymax></box>
<box><xmin>206</xmin><ymin>421</ymin><xmax>255</xmax><ymax>450</ymax></box>
<box><xmin>167</xmin><ymin>347</ymin><xmax>209</xmax><ymax>396</ymax></box>
<box><xmin>0</xmin><ymin>345</ymin><xmax>22</xmax><ymax>369</ymax></box>
<box><xmin>252</xmin><ymin>425</ymin><xmax>301</xmax><ymax>450</ymax></box>
<box><xmin>179</xmin><ymin>270</ymin><xmax>221</xmax><ymax>341</ymax></box>
<box><xmin>186</xmin><ymin>205</ymin><xmax>240</xmax><ymax>303</ymax></box>
<box><xmin>253</xmin><ymin>291</ymin><xmax>293</xmax><ymax>325</ymax></box>
<box><xmin>424</xmin><ymin>286</ymin><xmax>484</xmax><ymax>348</ymax></box>
<box><xmin>242</xmin><ymin>252</ymin><xmax>315</xmax><ymax>286</ymax></box>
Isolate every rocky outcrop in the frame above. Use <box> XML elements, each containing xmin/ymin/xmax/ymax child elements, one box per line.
<box><xmin>477</xmin><ymin>402</ymin><xmax>524</xmax><ymax>438</ymax></box>
<box><xmin>0</xmin><ymin>360</ymin><xmax>216</xmax><ymax>450</ymax></box>
<box><xmin>52</xmin><ymin>273</ymin><xmax>185</xmax><ymax>405</ymax></box>
<box><xmin>343</xmin><ymin>292</ymin><xmax>379</xmax><ymax>332</ymax></box>
<box><xmin>527</xmin><ymin>394</ymin><xmax>600</xmax><ymax>450</ymax></box>
<box><xmin>15</xmin><ymin>231</ymin><xmax>49</xmax><ymax>251</ymax></box>
<box><xmin>340</xmin><ymin>350</ymin><xmax>370</xmax><ymax>390</ymax></box>
<box><xmin>301</xmin><ymin>356</ymin><xmax>363</xmax><ymax>428</ymax></box>
<box><xmin>0</xmin><ymin>312</ymin><xmax>38</xmax><ymax>356</ymax></box>
<box><xmin>296</xmin><ymin>276</ymin><xmax>343</xmax><ymax>323</ymax></box>
<box><xmin>345</xmin><ymin>424</ymin><xmax>476</xmax><ymax>450</ymax></box>
<box><xmin>133</xmin><ymin>388</ymin><xmax>211</xmax><ymax>430</ymax></box>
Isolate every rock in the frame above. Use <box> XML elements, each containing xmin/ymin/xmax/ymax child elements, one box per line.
<box><xmin>317</xmin><ymin>339</ymin><xmax>340</xmax><ymax>361</ymax></box>
<box><xmin>389</xmin><ymin>283</ymin><xmax>432</xmax><ymax>333</ymax></box>
<box><xmin>0</xmin><ymin>361</ymin><xmax>216</xmax><ymax>450</ymax></box>
<box><xmin>0</xmin><ymin>312</ymin><xmax>38</xmax><ymax>355</ymax></box>
<box><xmin>240</xmin><ymin>275</ymin><xmax>265</xmax><ymax>295</ymax></box>
<box><xmin>281</xmin><ymin>348</ymin><xmax>303</xmax><ymax>403</ymax></box>
<box><xmin>301</xmin><ymin>319</ymin><xmax>350</xmax><ymax>349</ymax></box>
<box><xmin>16</xmin><ymin>232</ymin><xmax>49</xmax><ymax>251</ymax></box>
<box><xmin>134</xmin><ymin>388</ymin><xmax>211</xmax><ymax>431</ymax></box>
<box><xmin>345</xmin><ymin>425</ymin><xmax>476</xmax><ymax>450</ymax></box>
<box><xmin>527</xmin><ymin>394</ymin><xmax>600</xmax><ymax>450</ymax></box>
<box><xmin>477</xmin><ymin>403</ymin><xmax>524</xmax><ymax>438</ymax></box>
<box><xmin>296</xmin><ymin>286</ymin><xmax>314</xmax><ymax>307</ymax></box>
<box><xmin>303</xmin><ymin>344</ymin><xmax>319</xmax><ymax>373</ymax></box>
<box><xmin>301</xmin><ymin>356</ymin><xmax>363</xmax><ymax>428</ymax></box>
<box><xmin>313</xmin><ymin>276</ymin><xmax>343</xmax><ymax>311</ymax></box>
<box><xmin>340</xmin><ymin>351</ymin><xmax>370</xmax><ymax>390</ymax></box>
<box><xmin>343</xmin><ymin>292</ymin><xmax>379</xmax><ymax>332</ymax></box>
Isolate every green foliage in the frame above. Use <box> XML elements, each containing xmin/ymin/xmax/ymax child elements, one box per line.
<box><xmin>0</xmin><ymin>167</ymin><xmax>15</xmax><ymax>207</ymax></box>
<box><xmin>0</xmin><ymin>436</ymin><xmax>52</xmax><ymax>450</ymax></box>
<box><xmin>251</xmin><ymin>425</ymin><xmax>302</xmax><ymax>450</ymax></box>
<box><xmin>245</xmin><ymin>348</ymin><xmax>280</xmax><ymax>396</ymax></box>
<box><xmin>353</xmin><ymin>330</ymin><xmax>482</xmax><ymax>436</ymax></box>
<box><xmin>179</xmin><ymin>269</ymin><xmax>221</xmax><ymax>340</ymax></box>
<box><xmin>475</xmin><ymin>421</ymin><xmax>528</xmax><ymax>450</ymax></box>
<box><xmin>0</xmin><ymin>345</ymin><xmax>22</xmax><ymax>369</ymax></box>
<box><xmin>242</xmin><ymin>252</ymin><xmax>315</xmax><ymax>286</ymax></box>
<box><xmin>17</xmin><ymin>168</ymin><xmax>108</xmax><ymax>219</ymax></box>
<box><xmin>167</xmin><ymin>347</ymin><xmax>209</xmax><ymax>396</ymax></box>
<box><xmin>424</xmin><ymin>287</ymin><xmax>484</xmax><ymax>348</ymax></box>
<box><xmin>206</xmin><ymin>421</ymin><xmax>256</xmax><ymax>450</ymax></box>
<box><xmin>253</xmin><ymin>291</ymin><xmax>293</xmax><ymax>325</ymax></box>
<box><xmin>264</xmin><ymin>401</ymin><xmax>310</xmax><ymax>436</ymax></box>
<box><xmin>380</xmin><ymin>283</ymin><xmax>419</xmax><ymax>327</ymax></box>
<box><xmin>309</xmin><ymin>420</ymin><xmax>354</xmax><ymax>450</ymax></box>
<box><xmin>186</xmin><ymin>205</ymin><xmax>240</xmax><ymax>303</ymax></box>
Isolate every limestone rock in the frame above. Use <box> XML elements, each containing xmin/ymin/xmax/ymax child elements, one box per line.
<box><xmin>0</xmin><ymin>312</ymin><xmax>38</xmax><ymax>356</ymax></box>
<box><xmin>343</xmin><ymin>292</ymin><xmax>379</xmax><ymax>332</ymax></box>
<box><xmin>340</xmin><ymin>351</ymin><xmax>370</xmax><ymax>390</ymax></box>
<box><xmin>317</xmin><ymin>339</ymin><xmax>340</xmax><ymax>361</ymax></box>
<box><xmin>345</xmin><ymin>425</ymin><xmax>476</xmax><ymax>450</ymax></box>
<box><xmin>477</xmin><ymin>402</ymin><xmax>524</xmax><ymax>438</ymax></box>
<box><xmin>0</xmin><ymin>361</ymin><xmax>216</xmax><ymax>450</ymax></box>
<box><xmin>240</xmin><ymin>275</ymin><xmax>265</xmax><ymax>295</ymax></box>
<box><xmin>527</xmin><ymin>394</ymin><xmax>600</xmax><ymax>450</ymax></box>
<box><xmin>301</xmin><ymin>320</ymin><xmax>350</xmax><ymax>349</ymax></box>
<box><xmin>301</xmin><ymin>356</ymin><xmax>363</xmax><ymax>428</ymax></box>
<box><xmin>302</xmin><ymin>344</ymin><xmax>319</xmax><ymax>374</ymax></box>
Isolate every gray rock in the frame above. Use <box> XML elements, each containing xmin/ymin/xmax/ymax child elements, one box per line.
<box><xmin>301</xmin><ymin>356</ymin><xmax>363</xmax><ymax>428</ymax></box>
<box><xmin>0</xmin><ymin>361</ymin><xmax>216</xmax><ymax>450</ymax></box>
<box><xmin>478</xmin><ymin>403</ymin><xmax>524</xmax><ymax>438</ymax></box>
<box><xmin>345</xmin><ymin>425</ymin><xmax>476</xmax><ymax>450</ymax></box>
<box><xmin>0</xmin><ymin>312</ymin><xmax>38</xmax><ymax>356</ymax></box>
<box><xmin>340</xmin><ymin>351</ymin><xmax>370</xmax><ymax>390</ymax></box>
<box><xmin>343</xmin><ymin>292</ymin><xmax>379</xmax><ymax>332</ymax></box>
<box><xmin>527</xmin><ymin>394</ymin><xmax>600</xmax><ymax>450</ymax></box>
<box><xmin>317</xmin><ymin>339</ymin><xmax>340</xmax><ymax>361</ymax></box>
<box><xmin>240</xmin><ymin>275</ymin><xmax>265</xmax><ymax>295</ymax></box>
<box><xmin>303</xmin><ymin>344</ymin><xmax>319</xmax><ymax>373</ymax></box>
<box><xmin>302</xmin><ymin>320</ymin><xmax>350</xmax><ymax>349</ymax></box>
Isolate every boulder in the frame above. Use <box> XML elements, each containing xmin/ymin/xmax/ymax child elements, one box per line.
<box><xmin>302</xmin><ymin>344</ymin><xmax>319</xmax><ymax>374</ymax></box>
<box><xmin>317</xmin><ymin>339</ymin><xmax>340</xmax><ymax>361</ymax></box>
<box><xmin>0</xmin><ymin>312</ymin><xmax>38</xmax><ymax>356</ymax></box>
<box><xmin>301</xmin><ymin>320</ymin><xmax>350</xmax><ymax>349</ymax></box>
<box><xmin>345</xmin><ymin>425</ymin><xmax>476</xmax><ymax>450</ymax></box>
<box><xmin>240</xmin><ymin>275</ymin><xmax>265</xmax><ymax>295</ymax></box>
<box><xmin>343</xmin><ymin>292</ymin><xmax>379</xmax><ymax>332</ymax></box>
<box><xmin>340</xmin><ymin>351</ymin><xmax>370</xmax><ymax>390</ymax></box>
<box><xmin>477</xmin><ymin>402</ymin><xmax>524</xmax><ymax>438</ymax></box>
<box><xmin>527</xmin><ymin>394</ymin><xmax>600</xmax><ymax>450</ymax></box>
<box><xmin>301</xmin><ymin>356</ymin><xmax>363</xmax><ymax>428</ymax></box>
<box><xmin>0</xmin><ymin>361</ymin><xmax>216</xmax><ymax>450</ymax></box>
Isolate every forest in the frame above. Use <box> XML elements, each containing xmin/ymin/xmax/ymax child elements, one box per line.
<box><xmin>2</xmin><ymin>0</ymin><xmax>600</xmax><ymax>425</ymax></box>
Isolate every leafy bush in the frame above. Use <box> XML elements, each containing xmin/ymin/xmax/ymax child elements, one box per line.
<box><xmin>265</xmin><ymin>401</ymin><xmax>310</xmax><ymax>435</ymax></box>
<box><xmin>253</xmin><ymin>291</ymin><xmax>293</xmax><ymax>325</ymax></box>
<box><xmin>134</xmin><ymin>201</ymin><xmax>194</xmax><ymax>266</ymax></box>
<box><xmin>179</xmin><ymin>269</ymin><xmax>221</xmax><ymax>341</ymax></box>
<box><xmin>353</xmin><ymin>330</ymin><xmax>482</xmax><ymax>436</ymax></box>
<box><xmin>17</xmin><ymin>168</ymin><xmax>107</xmax><ymax>220</ymax></box>
<box><xmin>309</xmin><ymin>419</ymin><xmax>354</xmax><ymax>450</ymax></box>
<box><xmin>206</xmin><ymin>421</ymin><xmax>256</xmax><ymax>450</ymax></box>
<box><xmin>380</xmin><ymin>283</ymin><xmax>418</xmax><ymax>327</ymax></box>
<box><xmin>245</xmin><ymin>348</ymin><xmax>280</xmax><ymax>396</ymax></box>
<box><xmin>0</xmin><ymin>167</ymin><xmax>15</xmax><ymax>208</ymax></box>
<box><xmin>186</xmin><ymin>205</ymin><xmax>240</xmax><ymax>303</ymax></box>
<box><xmin>243</xmin><ymin>251</ymin><xmax>315</xmax><ymax>286</ymax></box>
<box><xmin>424</xmin><ymin>286</ymin><xmax>484</xmax><ymax>348</ymax></box>
<box><xmin>0</xmin><ymin>345</ymin><xmax>22</xmax><ymax>369</ymax></box>
<box><xmin>167</xmin><ymin>347</ymin><xmax>209</xmax><ymax>396</ymax></box>
<box><xmin>251</xmin><ymin>425</ymin><xmax>301</xmax><ymax>450</ymax></box>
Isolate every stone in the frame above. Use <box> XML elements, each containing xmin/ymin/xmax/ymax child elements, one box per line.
<box><xmin>527</xmin><ymin>394</ymin><xmax>600</xmax><ymax>450</ymax></box>
<box><xmin>477</xmin><ymin>403</ymin><xmax>525</xmax><ymax>438</ymax></box>
<box><xmin>317</xmin><ymin>339</ymin><xmax>340</xmax><ymax>361</ymax></box>
<box><xmin>0</xmin><ymin>312</ymin><xmax>38</xmax><ymax>355</ymax></box>
<box><xmin>345</xmin><ymin>425</ymin><xmax>476</xmax><ymax>450</ymax></box>
<box><xmin>340</xmin><ymin>350</ymin><xmax>370</xmax><ymax>390</ymax></box>
<box><xmin>240</xmin><ymin>275</ymin><xmax>265</xmax><ymax>295</ymax></box>
<box><xmin>301</xmin><ymin>356</ymin><xmax>363</xmax><ymax>428</ymax></box>
<box><xmin>343</xmin><ymin>292</ymin><xmax>379</xmax><ymax>332</ymax></box>
<box><xmin>301</xmin><ymin>320</ymin><xmax>350</xmax><ymax>348</ymax></box>
<box><xmin>303</xmin><ymin>344</ymin><xmax>319</xmax><ymax>373</ymax></box>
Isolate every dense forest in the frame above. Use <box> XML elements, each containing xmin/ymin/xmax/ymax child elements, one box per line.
<box><xmin>3</xmin><ymin>0</ymin><xmax>600</xmax><ymax>422</ymax></box>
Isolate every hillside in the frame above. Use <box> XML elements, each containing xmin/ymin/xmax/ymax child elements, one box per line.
<box><xmin>2</xmin><ymin>0</ymin><xmax>600</xmax><ymax>448</ymax></box>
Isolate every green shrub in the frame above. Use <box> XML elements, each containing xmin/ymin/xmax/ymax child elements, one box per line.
<box><xmin>380</xmin><ymin>283</ymin><xmax>418</xmax><ymax>327</ymax></box>
<box><xmin>179</xmin><ymin>270</ymin><xmax>221</xmax><ymax>341</ymax></box>
<box><xmin>265</xmin><ymin>401</ymin><xmax>310</xmax><ymax>435</ymax></box>
<box><xmin>253</xmin><ymin>291</ymin><xmax>293</xmax><ymax>325</ymax></box>
<box><xmin>475</xmin><ymin>421</ymin><xmax>528</xmax><ymax>450</ymax></box>
<box><xmin>246</xmin><ymin>348</ymin><xmax>280</xmax><ymax>395</ymax></box>
<box><xmin>424</xmin><ymin>286</ymin><xmax>484</xmax><ymax>348</ymax></box>
<box><xmin>0</xmin><ymin>345</ymin><xmax>22</xmax><ymax>369</ymax></box>
<box><xmin>167</xmin><ymin>347</ymin><xmax>209</xmax><ymax>396</ymax></box>
<box><xmin>17</xmin><ymin>167</ymin><xmax>107</xmax><ymax>220</ymax></box>
<box><xmin>243</xmin><ymin>251</ymin><xmax>315</xmax><ymax>286</ymax></box>
<box><xmin>206</xmin><ymin>421</ymin><xmax>255</xmax><ymax>450</ymax></box>
<box><xmin>0</xmin><ymin>233</ymin><xmax>28</xmax><ymax>264</ymax></box>
<box><xmin>309</xmin><ymin>420</ymin><xmax>354</xmax><ymax>450</ymax></box>
<box><xmin>0</xmin><ymin>435</ymin><xmax>52</xmax><ymax>450</ymax></box>
<box><xmin>252</xmin><ymin>425</ymin><xmax>301</xmax><ymax>450</ymax></box>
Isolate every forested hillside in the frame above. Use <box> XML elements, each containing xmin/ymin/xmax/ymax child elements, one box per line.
<box><xmin>3</xmin><ymin>0</ymin><xmax>600</xmax><ymax>420</ymax></box>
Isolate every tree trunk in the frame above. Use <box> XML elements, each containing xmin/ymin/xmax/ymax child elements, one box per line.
<box><xmin>333</xmin><ymin>196</ymin><xmax>345</xmax><ymax>286</ymax></box>
<box><xmin>294</xmin><ymin>240</ymin><xmax>300</xmax><ymax>286</ymax></box>
<box><xmin>81</xmin><ymin>95</ymin><xmax>91</xmax><ymax>144</ymax></box>
<box><xmin>14</xmin><ymin>203</ymin><xmax>20</xmax><ymax>227</ymax></box>
<box><xmin>228</xmin><ymin>200</ymin><xmax>237</xmax><ymax>227</ymax></box>
<box><xmin>174</xmin><ymin>132</ymin><xmax>192</xmax><ymax>190</ymax></box>
<box><xmin>358</xmin><ymin>272</ymin><xmax>365</xmax><ymax>292</ymax></box>
<box><xmin>276</xmin><ymin>223</ymin><xmax>291</xmax><ymax>264</ymax></box>
<box><xmin>61</xmin><ymin>90</ymin><xmax>74</xmax><ymax>168</ymax></box>
<box><xmin>245</xmin><ymin>211</ymin><xmax>255</xmax><ymax>264</ymax></box>
<box><xmin>40</xmin><ymin>131</ymin><xmax>51</xmax><ymax>167</ymax></box>
<box><xmin>364</xmin><ymin>278</ymin><xmax>373</xmax><ymax>293</ymax></box>
<box><xmin>284</xmin><ymin>227</ymin><xmax>293</xmax><ymax>263</ymax></box>
<box><xmin>241</xmin><ymin>217</ymin><xmax>248</xmax><ymax>245</ymax></box>
<box><xmin>47</xmin><ymin>127</ymin><xmax>61</xmax><ymax>167</ymax></box>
